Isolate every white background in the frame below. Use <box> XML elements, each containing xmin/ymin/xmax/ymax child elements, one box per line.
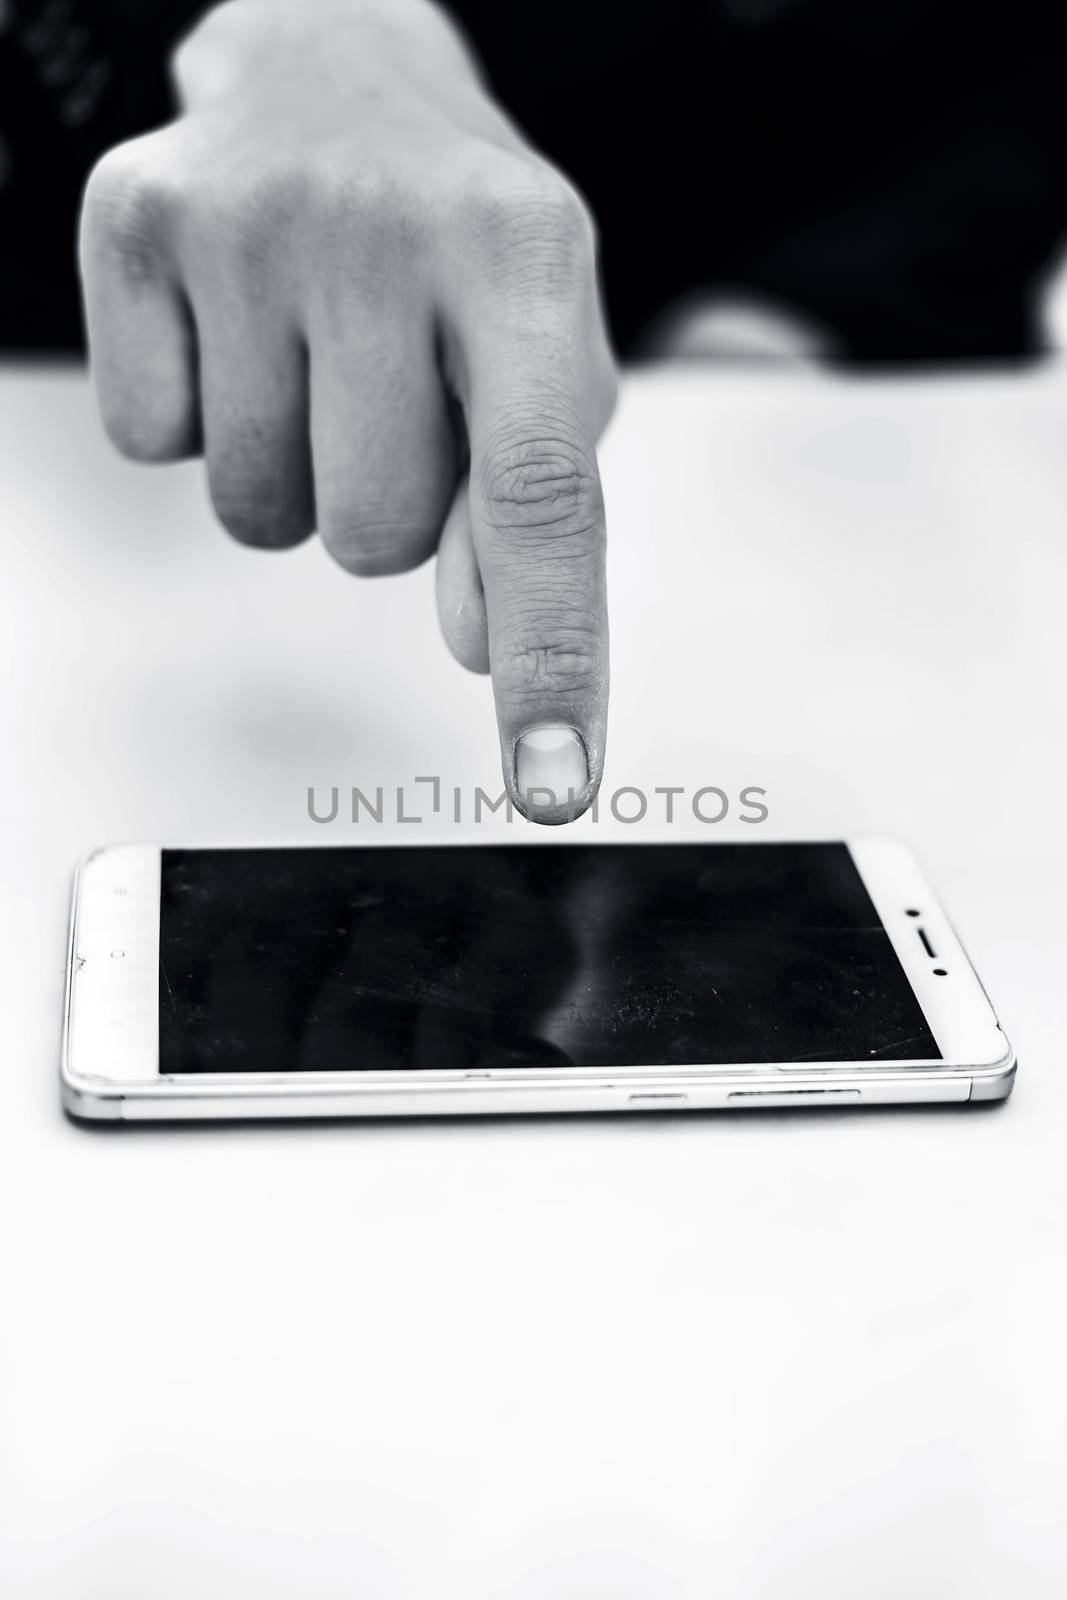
<box><xmin>3</xmin><ymin>363</ymin><xmax>1066</xmax><ymax>1596</ymax></box>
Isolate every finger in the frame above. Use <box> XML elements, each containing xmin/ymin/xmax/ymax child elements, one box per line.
<box><xmin>78</xmin><ymin>136</ymin><xmax>200</xmax><ymax>461</ymax></box>
<box><xmin>463</xmin><ymin>301</ymin><xmax>610</xmax><ymax>822</ymax></box>
<box><xmin>468</xmin><ymin>351</ymin><xmax>609</xmax><ymax>824</ymax></box>
<box><xmin>439</xmin><ymin>167</ymin><xmax>615</xmax><ymax>822</ymax></box>
<box><xmin>436</xmin><ymin>484</ymin><xmax>489</xmax><ymax>674</ymax></box>
<box><xmin>307</xmin><ymin>275</ymin><xmax>456</xmax><ymax>578</ymax></box>
<box><xmin>194</xmin><ymin>295</ymin><xmax>314</xmax><ymax>549</ymax></box>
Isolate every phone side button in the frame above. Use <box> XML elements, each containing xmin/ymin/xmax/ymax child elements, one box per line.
<box><xmin>727</xmin><ymin>1089</ymin><xmax>861</xmax><ymax>1107</ymax></box>
<box><xmin>628</xmin><ymin>1092</ymin><xmax>689</xmax><ymax>1106</ymax></box>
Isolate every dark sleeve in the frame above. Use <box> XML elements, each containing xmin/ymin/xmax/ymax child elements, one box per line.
<box><xmin>0</xmin><ymin>0</ymin><xmax>203</xmax><ymax>351</ymax></box>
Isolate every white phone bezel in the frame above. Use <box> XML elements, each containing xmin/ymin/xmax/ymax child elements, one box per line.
<box><xmin>62</xmin><ymin>838</ymin><xmax>1013</xmax><ymax>1118</ymax></box>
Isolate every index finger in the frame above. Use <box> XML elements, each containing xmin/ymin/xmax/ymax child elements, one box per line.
<box><xmin>461</xmin><ymin>308</ymin><xmax>611</xmax><ymax>824</ymax></box>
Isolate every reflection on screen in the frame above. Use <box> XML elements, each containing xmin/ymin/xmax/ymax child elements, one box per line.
<box><xmin>158</xmin><ymin>843</ymin><xmax>939</xmax><ymax>1074</ymax></box>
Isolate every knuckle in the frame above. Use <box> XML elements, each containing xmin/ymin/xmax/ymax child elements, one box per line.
<box><xmin>199</xmin><ymin>162</ymin><xmax>305</xmax><ymax>285</ymax></box>
<box><xmin>80</xmin><ymin>146</ymin><xmax>176</xmax><ymax>282</ymax></box>
<box><xmin>86</xmin><ymin>147</ymin><xmax>304</xmax><ymax>296</ymax></box>
<box><xmin>319</xmin><ymin>510</ymin><xmax>434</xmax><ymax>577</ymax></box>
<box><xmin>299</xmin><ymin>165</ymin><xmax>426</xmax><ymax>310</ymax></box>
<box><xmin>529</xmin><ymin>176</ymin><xmax>594</xmax><ymax>255</ymax></box>
<box><xmin>495</xmin><ymin>616</ymin><xmax>603</xmax><ymax>702</ymax></box>
<box><xmin>452</xmin><ymin>165</ymin><xmax>594</xmax><ymax>291</ymax></box>
<box><xmin>479</xmin><ymin>434</ymin><xmax>603</xmax><ymax>544</ymax></box>
<box><xmin>467</xmin><ymin>169</ymin><xmax>590</xmax><ymax>253</ymax></box>
<box><xmin>308</xmin><ymin>164</ymin><xmax>421</xmax><ymax>258</ymax></box>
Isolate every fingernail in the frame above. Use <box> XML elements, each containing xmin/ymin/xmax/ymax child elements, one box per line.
<box><xmin>515</xmin><ymin>726</ymin><xmax>589</xmax><ymax>813</ymax></box>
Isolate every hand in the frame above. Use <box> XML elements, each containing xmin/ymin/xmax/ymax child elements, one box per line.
<box><xmin>79</xmin><ymin>0</ymin><xmax>617</xmax><ymax>822</ymax></box>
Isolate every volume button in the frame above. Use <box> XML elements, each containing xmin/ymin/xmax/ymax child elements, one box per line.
<box><xmin>727</xmin><ymin>1089</ymin><xmax>861</xmax><ymax>1106</ymax></box>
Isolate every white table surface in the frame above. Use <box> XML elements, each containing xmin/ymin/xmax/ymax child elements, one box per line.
<box><xmin>3</xmin><ymin>360</ymin><xmax>1066</xmax><ymax>1597</ymax></box>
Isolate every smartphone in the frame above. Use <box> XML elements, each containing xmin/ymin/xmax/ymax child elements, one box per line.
<box><xmin>61</xmin><ymin>838</ymin><xmax>1014</xmax><ymax>1121</ymax></box>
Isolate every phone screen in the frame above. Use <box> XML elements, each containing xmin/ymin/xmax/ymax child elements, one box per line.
<box><xmin>156</xmin><ymin>843</ymin><xmax>939</xmax><ymax>1074</ymax></box>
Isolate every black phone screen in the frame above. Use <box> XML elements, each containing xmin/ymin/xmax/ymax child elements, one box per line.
<box><xmin>157</xmin><ymin>843</ymin><xmax>939</xmax><ymax>1074</ymax></box>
